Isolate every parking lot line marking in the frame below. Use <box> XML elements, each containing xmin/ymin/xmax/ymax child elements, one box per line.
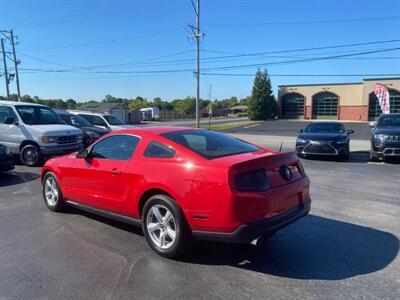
<box><xmin>243</xmin><ymin>124</ymin><xmax>261</xmax><ymax>129</ymax></box>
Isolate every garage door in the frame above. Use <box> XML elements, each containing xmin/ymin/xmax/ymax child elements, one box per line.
<box><xmin>368</xmin><ymin>89</ymin><xmax>400</xmax><ymax>121</ymax></box>
<box><xmin>312</xmin><ymin>92</ymin><xmax>338</xmax><ymax>120</ymax></box>
<box><xmin>280</xmin><ymin>93</ymin><xmax>305</xmax><ymax>119</ymax></box>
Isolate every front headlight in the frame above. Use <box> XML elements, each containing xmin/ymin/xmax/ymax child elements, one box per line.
<box><xmin>373</xmin><ymin>134</ymin><xmax>385</xmax><ymax>143</ymax></box>
<box><xmin>41</xmin><ymin>136</ymin><xmax>56</xmax><ymax>143</ymax></box>
<box><xmin>296</xmin><ymin>137</ymin><xmax>308</xmax><ymax>144</ymax></box>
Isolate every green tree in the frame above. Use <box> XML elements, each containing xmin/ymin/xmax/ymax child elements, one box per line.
<box><xmin>129</xmin><ymin>96</ymin><xmax>149</xmax><ymax>109</ymax></box>
<box><xmin>173</xmin><ymin>97</ymin><xmax>196</xmax><ymax>114</ymax></box>
<box><xmin>248</xmin><ymin>69</ymin><xmax>277</xmax><ymax>120</ymax></box>
<box><xmin>66</xmin><ymin>99</ymin><xmax>77</xmax><ymax>109</ymax></box>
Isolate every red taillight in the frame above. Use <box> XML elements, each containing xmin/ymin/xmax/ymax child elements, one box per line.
<box><xmin>234</xmin><ymin>169</ymin><xmax>271</xmax><ymax>192</ymax></box>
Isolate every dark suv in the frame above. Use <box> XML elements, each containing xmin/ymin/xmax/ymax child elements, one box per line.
<box><xmin>55</xmin><ymin>110</ymin><xmax>110</xmax><ymax>147</ymax></box>
<box><xmin>370</xmin><ymin>113</ymin><xmax>400</xmax><ymax>161</ymax></box>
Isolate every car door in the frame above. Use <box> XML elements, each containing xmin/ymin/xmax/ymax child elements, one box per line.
<box><xmin>0</xmin><ymin>105</ymin><xmax>24</xmax><ymax>153</ymax></box>
<box><xmin>69</xmin><ymin>134</ymin><xmax>140</xmax><ymax>213</ymax></box>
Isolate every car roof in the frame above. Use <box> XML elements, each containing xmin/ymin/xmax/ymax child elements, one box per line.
<box><xmin>115</xmin><ymin>126</ymin><xmax>201</xmax><ymax>136</ymax></box>
<box><xmin>68</xmin><ymin>110</ymin><xmax>112</xmax><ymax>117</ymax></box>
<box><xmin>307</xmin><ymin>121</ymin><xmax>343</xmax><ymax>126</ymax></box>
<box><xmin>0</xmin><ymin>100</ymin><xmax>48</xmax><ymax>107</ymax></box>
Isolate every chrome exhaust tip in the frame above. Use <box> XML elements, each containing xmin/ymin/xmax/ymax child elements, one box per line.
<box><xmin>250</xmin><ymin>236</ymin><xmax>263</xmax><ymax>247</ymax></box>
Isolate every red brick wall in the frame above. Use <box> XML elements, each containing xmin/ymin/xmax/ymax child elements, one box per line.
<box><xmin>339</xmin><ymin>106</ymin><xmax>368</xmax><ymax>121</ymax></box>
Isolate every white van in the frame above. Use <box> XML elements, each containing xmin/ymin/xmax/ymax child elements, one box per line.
<box><xmin>0</xmin><ymin>101</ymin><xmax>83</xmax><ymax>166</ymax></box>
<box><xmin>68</xmin><ymin>110</ymin><xmax>135</xmax><ymax>131</ymax></box>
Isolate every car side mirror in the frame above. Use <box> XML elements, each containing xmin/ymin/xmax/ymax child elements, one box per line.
<box><xmin>298</xmin><ymin>129</ymin><xmax>304</xmax><ymax>133</ymax></box>
<box><xmin>76</xmin><ymin>149</ymin><xmax>90</xmax><ymax>159</ymax></box>
<box><xmin>4</xmin><ymin>116</ymin><xmax>18</xmax><ymax>125</ymax></box>
<box><xmin>368</xmin><ymin>121</ymin><xmax>376</xmax><ymax>128</ymax></box>
<box><xmin>347</xmin><ymin>129</ymin><xmax>354</xmax><ymax>134</ymax></box>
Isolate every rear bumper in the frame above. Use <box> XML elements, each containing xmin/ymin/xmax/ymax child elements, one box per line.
<box><xmin>40</xmin><ymin>143</ymin><xmax>82</xmax><ymax>156</ymax></box>
<box><xmin>192</xmin><ymin>199</ymin><xmax>311</xmax><ymax>243</ymax></box>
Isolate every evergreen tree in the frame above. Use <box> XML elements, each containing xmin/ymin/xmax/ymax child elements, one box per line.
<box><xmin>248</xmin><ymin>69</ymin><xmax>277</xmax><ymax>120</ymax></box>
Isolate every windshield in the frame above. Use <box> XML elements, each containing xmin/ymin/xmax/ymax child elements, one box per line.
<box><xmin>162</xmin><ymin>130</ymin><xmax>260</xmax><ymax>159</ymax></box>
<box><xmin>377</xmin><ymin>115</ymin><xmax>400</xmax><ymax>128</ymax></box>
<box><xmin>16</xmin><ymin>106</ymin><xmax>64</xmax><ymax>125</ymax></box>
<box><xmin>305</xmin><ymin>123</ymin><xmax>344</xmax><ymax>133</ymax></box>
<box><xmin>104</xmin><ymin>115</ymin><xmax>125</xmax><ymax>125</ymax></box>
<box><xmin>59</xmin><ymin>114</ymin><xmax>92</xmax><ymax>127</ymax></box>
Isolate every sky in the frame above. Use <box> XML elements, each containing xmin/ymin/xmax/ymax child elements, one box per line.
<box><xmin>1</xmin><ymin>0</ymin><xmax>400</xmax><ymax>102</ymax></box>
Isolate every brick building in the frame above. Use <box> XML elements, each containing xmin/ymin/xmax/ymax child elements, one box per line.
<box><xmin>278</xmin><ymin>78</ymin><xmax>400</xmax><ymax>121</ymax></box>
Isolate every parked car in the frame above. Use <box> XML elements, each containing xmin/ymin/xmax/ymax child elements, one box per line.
<box><xmin>296</xmin><ymin>122</ymin><xmax>354</xmax><ymax>160</ymax></box>
<box><xmin>369</xmin><ymin>113</ymin><xmax>400</xmax><ymax>161</ymax></box>
<box><xmin>0</xmin><ymin>144</ymin><xmax>14</xmax><ymax>172</ymax></box>
<box><xmin>68</xmin><ymin>111</ymin><xmax>134</xmax><ymax>131</ymax></box>
<box><xmin>55</xmin><ymin>110</ymin><xmax>110</xmax><ymax>147</ymax></box>
<box><xmin>40</xmin><ymin>127</ymin><xmax>311</xmax><ymax>258</ymax></box>
<box><xmin>0</xmin><ymin>101</ymin><xmax>83</xmax><ymax>166</ymax></box>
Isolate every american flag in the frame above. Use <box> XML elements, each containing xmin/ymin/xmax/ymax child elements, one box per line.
<box><xmin>374</xmin><ymin>84</ymin><xmax>390</xmax><ymax>114</ymax></box>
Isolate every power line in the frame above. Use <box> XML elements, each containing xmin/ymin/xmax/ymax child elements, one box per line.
<box><xmin>199</xmin><ymin>46</ymin><xmax>400</xmax><ymax>71</ymax></box>
<box><xmin>204</xmin><ymin>15</ymin><xmax>400</xmax><ymax>27</ymax></box>
<box><xmin>18</xmin><ymin>46</ymin><xmax>400</xmax><ymax>74</ymax></box>
<box><xmin>201</xmin><ymin>73</ymin><xmax>400</xmax><ymax>77</ymax></box>
<box><xmin>19</xmin><ymin>27</ymin><xmax>182</xmax><ymax>51</ymax></box>
<box><xmin>12</xmin><ymin>0</ymin><xmax>165</xmax><ymax>30</ymax></box>
<box><xmin>16</xmin><ymin>38</ymin><xmax>400</xmax><ymax>71</ymax></box>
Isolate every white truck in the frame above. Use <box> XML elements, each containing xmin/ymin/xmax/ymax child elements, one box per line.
<box><xmin>0</xmin><ymin>101</ymin><xmax>83</xmax><ymax>166</ymax></box>
<box><xmin>140</xmin><ymin>107</ymin><xmax>160</xmax><ymax>121</ymax></box>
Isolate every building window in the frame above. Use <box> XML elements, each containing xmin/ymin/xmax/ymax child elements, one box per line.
<box><xmin>368</xmin><ymin>89</ymin><xmax>400</xmax><ymax>121</ymax></box>
<box><xmin>312</xmin><ymin>92</ymin><xmax>338</xmax><ymax>120</ymax></box>
<box><xmin>280</xmin><ymin>93</ymin><xmax>305</xmax><ymax>119</ymax></box>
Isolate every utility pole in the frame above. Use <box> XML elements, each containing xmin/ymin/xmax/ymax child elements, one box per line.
<box><xmin>10</xmin><ymin>30</ymin><xmax>21</xmax><ymax>101</ymax></box>
<box><xmin>189</xmin><ymin>0</ymin><xmax>202</xmax><ymax>128</ymax></box>
<box><xmin>195</xmin><ymin>0</ymin><xmax>200</xmax><ymax>128</ymax></box>
<box><xmin>1</xmin><ymin>38</ymin><xmax>10</xmax><ymax>99</ymax></box>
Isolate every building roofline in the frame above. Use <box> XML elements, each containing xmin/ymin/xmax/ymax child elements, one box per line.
<box><xmin>278</xmin><ymin>77</ymin><xmax>400</xmax><ymax>88</ymax></box>
<box><xmin>363</xmin><ymin>77</ymin><xmax>400</xmax><ymax>81</ymax></box>
<box><xmin>278</xmin><ymin>82</ymin><xmax>362</xmax><ymax>88</ymax></box>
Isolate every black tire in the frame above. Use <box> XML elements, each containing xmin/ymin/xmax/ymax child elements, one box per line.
<box><xmin>142</xmin><ymin>194</ymin><xmax>192</xmax><ymax>258</ymax></box>
<box><xmin>20</xmin><ymin>144</ymin><xmax>42</xmax><ymax>166</ymax></box>
<box><xmin>42</xmin><ymin>172</ymin><xmax>66</xmax><ymax>212</ymax></box>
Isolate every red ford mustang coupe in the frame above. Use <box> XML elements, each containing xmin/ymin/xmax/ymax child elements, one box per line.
<box><xmin>41</xmin><ymin>127</ymin><xmax>311</xmax><ymax>257</ymax></box>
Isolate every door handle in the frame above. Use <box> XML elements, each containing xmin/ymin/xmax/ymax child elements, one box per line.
<box><xmin>111</xmin><ymin>168</ymin><xmax>122</xmax><ymax>175</ymax></box>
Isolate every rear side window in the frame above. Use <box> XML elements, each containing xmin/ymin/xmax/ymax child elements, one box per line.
<box><xmin>162</xmin><ymin>130</ymin><xmax>260</xmax><ymax>159</ymax></box>
<box><xmin>91</xmin><ymin>135</ymin><xmax>140</xmax><ymax>160</ymax></box>
<box><xmin>144</xmin><ymin>142</ymin><xmax>175</xmax><ymax>158</ymax></box>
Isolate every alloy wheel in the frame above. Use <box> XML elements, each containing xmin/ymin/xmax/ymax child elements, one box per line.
<box><xmin>146</xmin><ymin>204</ymin><xmax>177</xmax><ymax>249</ymax></box>
<box><xmin>44</xmin><ymin>177</ymin><xmax>59</xmax><ymax>206</ymax></box>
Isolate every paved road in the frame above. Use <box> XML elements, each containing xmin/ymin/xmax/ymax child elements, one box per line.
<box><xmin>223</xmin><ymin>120</ymin><xmax>372</xmax><ymax>140</ymax></box>
<box><xmin>141</xmin><ymin>116</ymin><xmax>248</xmax><ymax>127</ymax></box>
<box><xmin>1</xmin><ymin>155</ymin><xmax>399</xmax><ymax>299</ymax></box>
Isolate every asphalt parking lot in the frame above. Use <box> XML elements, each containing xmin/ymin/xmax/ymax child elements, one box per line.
<box><xmin>1</xmin><ymin>150</ymin><xmax>399</xmax><ymax>299</ymax></box>
<box><xmin>223</xmin><ymin>120</ymin><xmax>371</xmax><ymax>140</ymax></box>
